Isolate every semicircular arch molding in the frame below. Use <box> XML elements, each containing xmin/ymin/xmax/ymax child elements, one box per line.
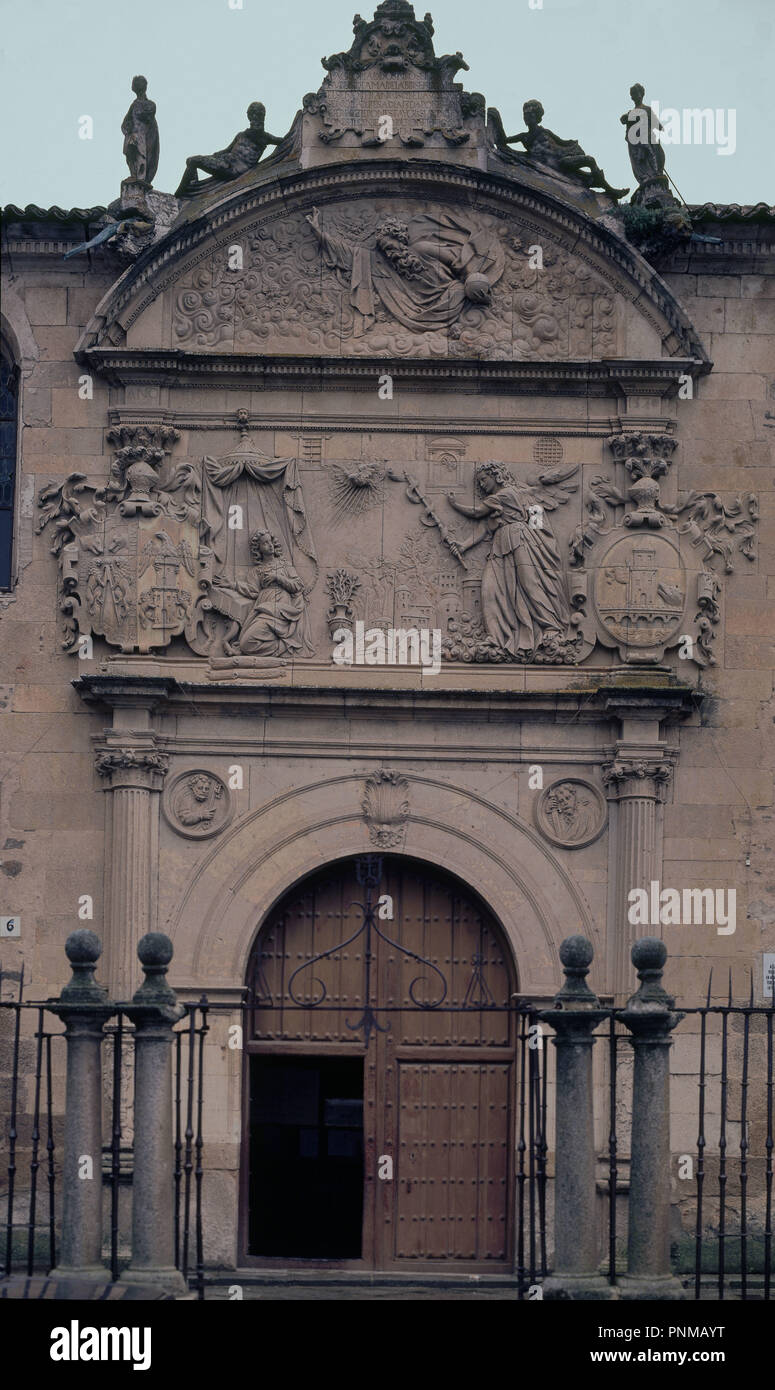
<box><xmin>165</xmin><ymin>771</ymin><xmax>601</xmax><ymax>996</ymax></box>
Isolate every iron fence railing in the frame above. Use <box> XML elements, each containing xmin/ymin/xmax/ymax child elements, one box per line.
<box><xmin>677</xmin><ymin>981</ymin><xmax>774</xmax><ymax>1301</ymax></box>
<box><xmin>1</xmin><ymin>966</ymin><xmax>773</xmax><ymax>1299</ymax></box>
<box><xmin>0</xmin><ymin>971</ymin><xmax>63</xmax><ymax>1280</ymax></box>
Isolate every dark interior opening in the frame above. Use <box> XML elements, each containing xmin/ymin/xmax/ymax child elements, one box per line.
<box><xmin>248</xmin><ymin>1054</ymin><xmax>364</xmax><ymax>1258</ymax></box>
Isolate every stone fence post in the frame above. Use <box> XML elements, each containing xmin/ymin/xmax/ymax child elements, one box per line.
<box><xmin>618</xmin><ymin>937</ymin><xmax>686</xmax><ymax>1300</ymax></box>
<box><xmin>540</xmin><ymin>936</ymin><xmax>613</xmax><ymax>1300</ymax></box>
<box><xmin>49</xmin><ymin>930</ymin><xmax>113</xmax><ymax>1279</ymax></box>
<box><xmin>119</xmin><ymin>933</ymin><xmax>187</xmax><ymax>1295</ymax></box>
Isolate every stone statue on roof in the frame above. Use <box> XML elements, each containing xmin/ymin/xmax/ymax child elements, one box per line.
<box><xmin>503</xmin><ymin>99</ymin><xmax>628</xmax><ymax>202</ymax></box>
<box><xmin>121</xmin><ymin>76</ymin><xmax>159</xmax><ymax>187</ymax></box>
<box><xmin>621</xmin><ymin>84</ymin><xmax>677</xmax><ymax>209</ymax></box>
<box><xmin>175</xmin><ymin>102</ymin><xmax>283</xmax><ymax>198</ymax></box>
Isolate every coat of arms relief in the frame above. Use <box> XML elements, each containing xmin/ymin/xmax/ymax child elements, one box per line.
<box><xmin>36</xmin><ymin>414</ymin><xmax>318</xmax><ymax>667</ymax></box>
<box><xmin>37</xmin><ymin>419</ymin><xmax>757</xmax><ymax>675</ymax></box>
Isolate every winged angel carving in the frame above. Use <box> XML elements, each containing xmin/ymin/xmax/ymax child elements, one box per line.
<box><xmin>446</xmin><ymin>460</ymin><xmax>580</xmax><ymax>660</ymax></box>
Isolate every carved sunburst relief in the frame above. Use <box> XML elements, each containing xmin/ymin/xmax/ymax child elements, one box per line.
<box><xmin>328</xmin><ymin>461</ymin><xmax>387</xmax><ymax>523</ymax></box>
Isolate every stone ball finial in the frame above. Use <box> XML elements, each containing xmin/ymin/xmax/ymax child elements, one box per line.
<box><xmin>623</xmin><ymin>936</ymin><xmax>680</xmax><ymax>1023</ymax></box>
<box><xmin>137</xmin><ymin>932</ymin><xmax>174</xmax><ymax>969</ymax></box>
<box><xmin>65</xmin><ymin>929</ymin><xmax>102</xmax><ymax>965</ymax></box>
<box><xmin>559</xmin><ymin>935</ymin><xmax>594</xmax><ymax>971</ymax></box>
<box><xmin>550</xmin><ymin>935</ymin><xmax>599</xmax><ymax>1010</ymax></box>
<box><xmin>632</xmin><ymin>937</ymin><xmax>666</xmax><ymax>973</ymax></box>
<box><xmin>59</xmin><ymin>929</ymin><xmax>107</xmax><ymax>1005</ymax></box>
<box><xmin>133</xmin><ymin>933</ymin><xmax>178</xmax><ymax>1008</ymax></box>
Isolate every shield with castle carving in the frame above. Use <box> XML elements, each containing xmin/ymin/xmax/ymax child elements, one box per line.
<box><xmin>591</xmin><ymin>531</ymin><xmax>687</xmax><ymax>663</ymax></box>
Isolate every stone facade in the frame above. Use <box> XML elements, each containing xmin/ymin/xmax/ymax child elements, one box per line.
<box><xmin>1</xmin><ymin>2</ymin><xmax>774</xmax><ymax>1277</ymax></box>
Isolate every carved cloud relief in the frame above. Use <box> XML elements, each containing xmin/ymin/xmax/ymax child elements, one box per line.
<box><xmin>172</xmin><ymin>201</ymin><xmax>619</xmax><ymax>360</ymax></box>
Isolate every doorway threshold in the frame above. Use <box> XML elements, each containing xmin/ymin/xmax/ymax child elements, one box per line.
<box><xmin>206</xmin><ymin>1270</ymin><xmax>523</xmax><ymax>1299</ymax></box>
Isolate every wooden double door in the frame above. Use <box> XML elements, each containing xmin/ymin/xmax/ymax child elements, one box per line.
<box><xmin>242</xmin><ymin>856</ymin><xmax>518</xmax><ymax>1271</ymax></box>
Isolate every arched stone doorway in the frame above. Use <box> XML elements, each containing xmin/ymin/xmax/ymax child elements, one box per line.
<box><xmin>240</xmin><ymin>853</ymin><xmax>519</xmax><ymax>1272</ymax></box>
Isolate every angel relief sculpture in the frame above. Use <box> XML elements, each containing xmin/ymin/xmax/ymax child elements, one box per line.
<box><xmin>305</xmin><ymin>206</ymin><xmax>504</xmax><ymax>335</ymax></box>
<box><xmin>445</xmin><ymin>460</ymin><xmax>581</xmax><ymax>661</ymax></box>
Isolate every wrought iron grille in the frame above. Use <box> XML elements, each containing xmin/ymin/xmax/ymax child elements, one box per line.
<box><xmin>249</xmin><ymin>853</ymin><xmax>516</xmax><ymax>1045</ymax></box>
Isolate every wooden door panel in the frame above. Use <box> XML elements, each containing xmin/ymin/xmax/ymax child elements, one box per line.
<box><xmin>244</xmin><ymin>856</ymin><xmax>517</xmax><ymax>1271</ymax></box>
<box><xmin>380</xmin><ymin>863</ymin><xmax>513</xmax><ymax>1049</ymax></box>
<box><xmin>394</xmin><ymin>1061</ymin><xmax>511</xmax><ymax>1263</ymax></box>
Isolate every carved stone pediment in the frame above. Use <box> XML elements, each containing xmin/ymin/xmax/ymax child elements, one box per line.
<box><xmin>75</xmin><ymin>157</ymin><xmax>709</xmax><ymax>373</ymax></box>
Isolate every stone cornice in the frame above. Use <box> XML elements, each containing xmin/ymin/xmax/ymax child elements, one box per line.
<box><xmin>75</xmin><ymin>673</ymin><xmax>697</xmax><ymax>725</ymax></box>
<box><xmin>76</xmin><ymin>349</ymin><xmax>709</xmax><ymax>393</ymax></box>
<box><xmin>103</xmin><ymin>407</ymin><xmax>667</xmax><ymax>437</ymax></box>
<box><xmin>73</xmin><ymin>158</ymin><xmax>710</xmax><ymax>367</ymax></box>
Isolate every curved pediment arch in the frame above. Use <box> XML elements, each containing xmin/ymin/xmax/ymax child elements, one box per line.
<box><xmin>75</xmin><ymin>159</ymin><xmax>709</xmax><ymax>379</ymax></box>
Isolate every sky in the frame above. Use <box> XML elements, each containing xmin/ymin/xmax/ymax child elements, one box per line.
<box><xmin>0</xmin><ymin>0</ymin><xmax>772</xmax><ymax>209</ymax></box>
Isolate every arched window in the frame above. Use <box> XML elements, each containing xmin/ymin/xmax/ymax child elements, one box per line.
<box><xmin>0</xmin><ymin>345</ymin><xmax>19</xmax><ymax>589</ymax></box>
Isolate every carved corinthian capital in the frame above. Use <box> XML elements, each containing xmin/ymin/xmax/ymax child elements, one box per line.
<box><xmin>601</xmin><ymin>757</ymin><xmax>673</xmax><ymax>802</ymax></box>
<box><xmin>95</xmin><ymin>744</ymin><xmax>170</xmax><ymax>790</ymax></box>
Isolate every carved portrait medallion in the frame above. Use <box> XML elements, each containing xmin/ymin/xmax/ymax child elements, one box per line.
<box><xmin>163</xmin><ymin>770</ymin><xmax>232</xmax><ymax>839</ymax></box>
<box><xmin>534</xmin><ymin>778</ymin><xmax>607</xmax><ymax>849</ymax></box>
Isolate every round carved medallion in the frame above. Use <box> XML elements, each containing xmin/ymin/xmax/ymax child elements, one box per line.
<box><xmin>163</xmin><ymin>770</ymin><xmax>232</xmax><ymax>839</ymax></box>
<box><xmin>534</xmin><ymin>778</ymin><xmax>607</xmax><ymax>849</ymax></box>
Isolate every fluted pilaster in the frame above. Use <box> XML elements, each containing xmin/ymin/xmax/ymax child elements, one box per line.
<box><xmin>95</xmin><ymin>744</ymin><xmax>169</xmax><ymax>999</ymax></box>
<box><xmin>602</xmin><ymin>755</ymin><xmax>673</xmax><ymax>997</ymax></box>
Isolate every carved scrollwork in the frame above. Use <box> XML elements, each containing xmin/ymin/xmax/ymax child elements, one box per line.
<box><xmin>676</xmin><ymin>491</ymin><xmax>758</xmax><ymax>572</ymax></box>
<box><xmin>695</xmin><ymin>570</ymin><xmax>721</xmax><ymax>664</ymax></box>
